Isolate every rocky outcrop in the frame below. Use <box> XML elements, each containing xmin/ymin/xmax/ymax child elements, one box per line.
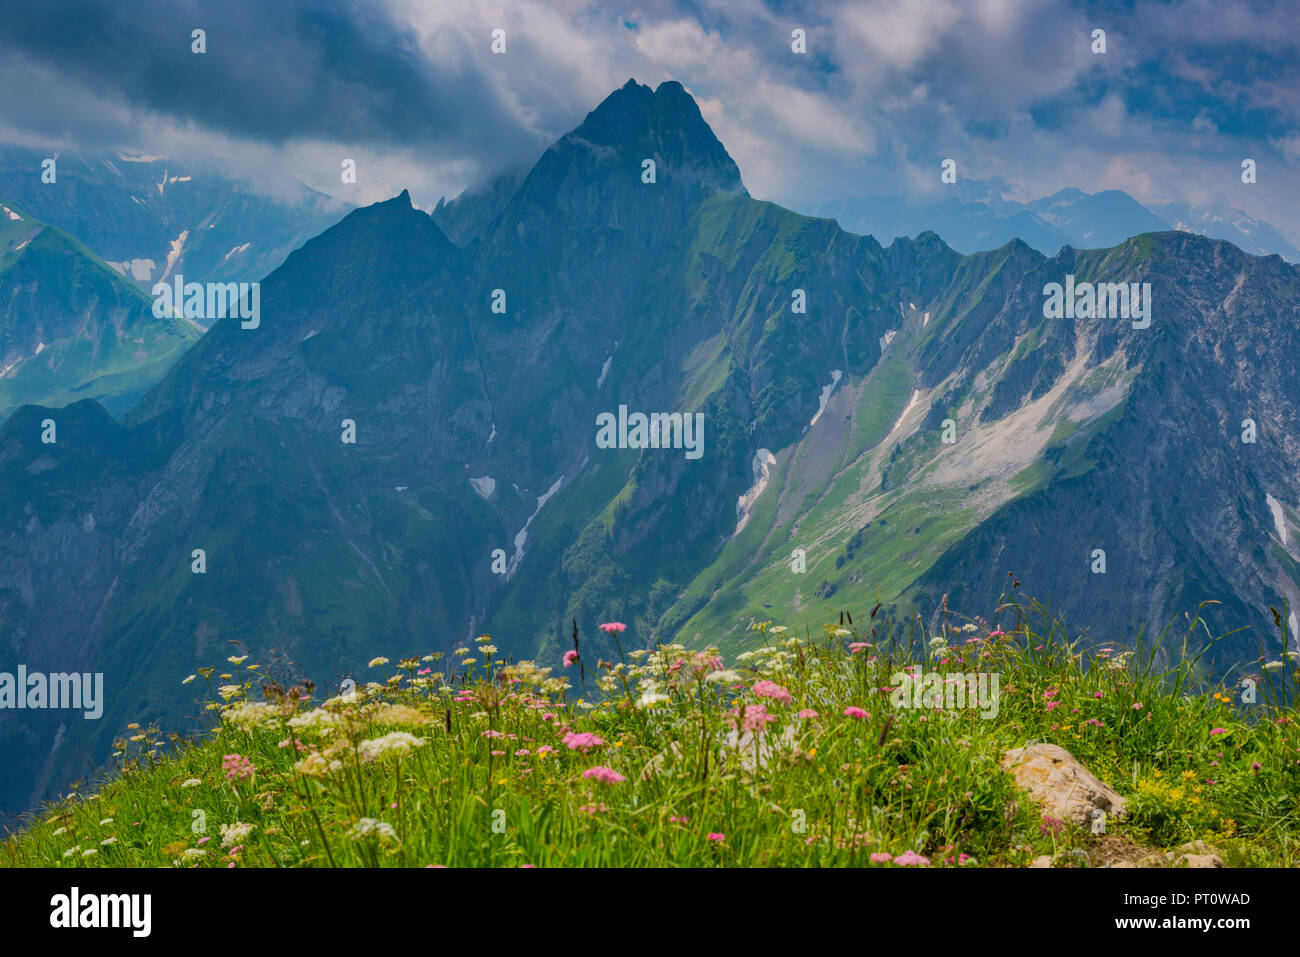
<box><xmin>1002</xmin><ymin>742</ymin><xmax>1128</xmax><ymax>826</ymax></box>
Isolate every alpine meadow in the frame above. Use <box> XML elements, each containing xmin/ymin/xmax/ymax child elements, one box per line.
<box><xmin>0</xmin><ymin>2</ymin><xmax>1298</xmax><ymax>914</ymax></box>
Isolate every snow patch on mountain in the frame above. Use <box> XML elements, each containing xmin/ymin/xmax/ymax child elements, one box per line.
<box><xmin>508</xmin><ymin>475</ymin><xmax>564</xmax><ymax>577</ymax></box>
<box><xmin>221</xmin><ymin>243</ymin><xmax>251</xmax><ymax>264</ymax></box>
<box><xmin>1267</xmin><ymin>493</ymin><xmax>1287</xmax><ymax>547</ymax></box>
<box><xmin>469</xmin><ymin>476</ymin><xmax>496</xmax><ymax>500</ymax></box>
<box><xmin>735</xmin><ymin>449</ymin><xmax>776</xmax><ymax>535</ymax></box>
<box><xmin>809</xmin><ymin>371</ymin><xmax>843</xmax><ymax>428</ymax></box>
<box><xmin>108</xmin><ymin>259</ymin><xmax>157</xmax><ymax>281</ymax></box>
<box><xmin>160</xmin><ymin>229</ymin><xmax>189</xmax><ymax>281</ymax></box>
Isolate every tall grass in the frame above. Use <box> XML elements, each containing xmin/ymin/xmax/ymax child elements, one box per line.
<box><xmin>4</xmin><ymin>597</ymin><xmax>1298</xmax><ymax>868</ymax></box>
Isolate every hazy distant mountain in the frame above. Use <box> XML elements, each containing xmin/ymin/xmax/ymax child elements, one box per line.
<box><xmin>0</xmin><ymin>148</ymin><xmax>349</xmax><ymax>299</ymax></box>
<box><xmin>1153</xmin><ymin>202</ymin><xmax>1300</xmax><ymax>262</ymax></box>
<box><xmin>806</xmin><ymin>193</ymin><xmax>1076</xmax><ymax>260</ymax></box>
<box><xmin>809</xmin><ymin>184</ymin><xmax>1299</xmax><ymax>263</ymax></box>
<box><xmin>0</xmin><ymin>199</ymin><xmax>199</xmax><ymax>418</ymax></box>
<box><xmin>1027</xmin><ymin>188</ymin><xmax>1169</xmax><ymax>249</ymax></box>
<box><xmin>3</xmin><ymin>80</ymin><xmax>1298</xmax><ymax>820</ymax></box>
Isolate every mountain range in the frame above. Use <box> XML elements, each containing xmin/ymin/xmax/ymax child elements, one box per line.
<box><xmin>2</xmin><ymin>79</ymin><xmax>1298</xmax><ymax>822</ymax></box>
<box><xmin>807</xmin><ymin>182</ymin><xmax>1300</xmax><ymax>263</ymax></box>
<box><xmin>0</xmin><ymin>200</ymin><xmax>199</xmax><ymax>417</ymax></box>
<box><xmin>0</xmin><ymin>147</ymin><xmax>348</xmax><ymax>301</ymax></box>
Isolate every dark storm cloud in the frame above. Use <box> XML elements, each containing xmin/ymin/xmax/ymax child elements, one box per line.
<box><xmin>0</xmin><ymin>0</ymin><xmax>544</xmax><ymax>160</ymax></box>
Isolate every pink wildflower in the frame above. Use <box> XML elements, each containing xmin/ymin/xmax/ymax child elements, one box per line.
<box><xmin>751</xmin><ymin>680</ymin><xmax>792</xmax><ymax>703</ymax></box>
<box><xmin>893</xmin><ymin>850</ymin><xmax>930</xmax><ymax>866</ymax></box>
<box><xmin>222</xmin><ymin>753</ymin><xmax>254</xmax><ymax>781</ymax></box>
<box><xmin>581</xmin><ymin>766</ymin><xmax>625</xmax><ymax>784</ymax></box>
<box><xmin>563</xmin><ymin>731</ymin><xmax>606</xmax><ymax>752</ymax></box>
<box><xmin>843</xmin><ymin>706</ymin><xmax>868</xmax><ymax>719</ymax></box>
<box><xmin>729</xmin><ymin>703</ymin><xmax>776</xmax><ymax>733</ymax></box>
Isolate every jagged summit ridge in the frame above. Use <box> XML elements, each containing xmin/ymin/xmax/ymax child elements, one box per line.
<box><xmin>431</xmin><ymin>79</ymin><xmax>747</xmax><ymax>248</ymax></box>
<box><xmin>572</xmin><ymin>78</ymin><xmax>747</xmax><ymax>196</ymax></box>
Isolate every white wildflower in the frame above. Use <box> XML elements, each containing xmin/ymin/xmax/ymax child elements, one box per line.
<box><xmin>705</xmin><ymin>670</ymin><xmax>742</xmax><ymax>684</ymax></box>
<box><xmin>356</xmin><ymin>731</ymin><xmax>425</xmax><ymax>761</ymax></box>
<box><xmin>294</xmin><ymin>753</ymin><xmax>343</xmax><ymax>777</ymax></box>
<box><xmin>221</xmin><ymin>701</ymin><xmax>281</xmax><ymax>731</ymax></box>
<box><xmin>350</xmin><ymin>818</ymin><xmax>398</xmax><ymax>843</ymax></box>
<box><xmin>220</xmin><ymin>821</ymin><xmax>255</xmax><ymax>849</ymax></box>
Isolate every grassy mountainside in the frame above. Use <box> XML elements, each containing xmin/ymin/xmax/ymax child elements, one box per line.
<box><xmin>4</xmin><ymin>601</ymin><xmax>1298</xmax><ymax>867</ymax></box>
<box><xmin>0</xmin><ymin>200</ymin><xmax>199</xmax><ymax>416</ymax></box>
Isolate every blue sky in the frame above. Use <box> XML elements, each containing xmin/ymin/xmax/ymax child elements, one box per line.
<box><xmin>1</xmin><ymin>0</ymin><xmax>1297</xmax><ymax>240</ymax></box>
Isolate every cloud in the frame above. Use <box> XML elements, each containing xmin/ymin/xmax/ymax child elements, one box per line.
<box><xmin>0</xmin><ymin>1</ymin><xmax>540</xmax><ymax>156</ymax></box>
<box><xmin>0</xmin><ymin>0</ymin><xmax>1295</xmax><ymax>238</ymax></box>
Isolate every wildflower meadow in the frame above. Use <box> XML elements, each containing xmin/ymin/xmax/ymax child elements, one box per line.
<box><xmin>5</xmin><ymin>600</ymin><xmax>1298</xmax><ymax>869</ymax></box>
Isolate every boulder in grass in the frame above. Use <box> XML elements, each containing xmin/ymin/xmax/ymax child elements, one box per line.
<box><xmin>1001</xmin><ymin>742</ymin><xmax>1128</xmax><ymax>826</ymax></box>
